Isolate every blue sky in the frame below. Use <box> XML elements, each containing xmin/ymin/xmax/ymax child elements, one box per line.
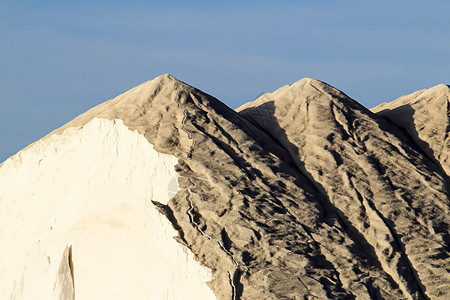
<box><xmin>1</xmin><ymin>1</ymin><xmax>449</xmax><ymax>162</ymax></box>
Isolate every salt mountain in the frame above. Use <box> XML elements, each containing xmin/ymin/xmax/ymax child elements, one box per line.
<box><xmin>0</xmin><ymin>75</ymin><xmax>449</xmax><ymax>299</ymax></box>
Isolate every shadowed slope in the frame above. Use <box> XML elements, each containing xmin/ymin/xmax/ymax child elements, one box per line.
<box><xmin>2</xmin><ymin>75</ymin><xmax>449</xmax><ymax>299</ymax></box>
<box><xmin>238</xmin><ymin>78</ymin><xmax>450</xmax><ymax>299</ymax></box>
<box><xmin>1</xmin><ymin>75</ymin><xmax>390</xmax><ymax>299</ymax></box>
<box><xmin>372</xmin><ymin>84</ymin><xmax>450</xmax><ymax>178</ymax></box>
<box><xmin>97</xmin><ymin>74</ymin><xmax>380</xmax><ymax>299</ymax></box>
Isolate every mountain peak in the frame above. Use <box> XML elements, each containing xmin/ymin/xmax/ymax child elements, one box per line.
<box><xmin>429</xmin><ymin>83</ymin><xmax>450</xmax><ymax>92</ymax></box>
<box><xmin>272</xmin><ymin>77</ymin><xmax>340</xmax><ymax>95</ymax></box>
<box><xmin>291</xmin><ymin>77</ymin><xmax>330</xmax><ymax>87</ymax></box>
<box><xmin>2</xmin><ymin>76</ymin><xmax>450</xmax><ymax>299</ymax></box>
<box><xmin>372</xmin><ymin>82</ymin><xmax>450</xmax><ymax>176</ymax></box>
<box><xmin>373</xmin><ymin>83</ymin><xmax>450</xmax><ymax>113</ymax></box>
<box><xmin>237</xmin><ymin>77</ymin><xmax>360</xmax><ymax>116</ymax></box>
<box><xmin>7</xmin><ymin>74</ymin><xmax>202</xmax><ymax>158</ymax></box>
<box><xmin>133</xmin><ymin>73</ymin><xmax>190</xmax><ymax>95</ymax></box>
<box><xmin>421</xmin><ymin>83</ymin><xmax>450</xmax><ymax>99</ymax></box>
<box><xmin>147</xmin><ymin>73</ymin><xmax>180</xmax><ymax>86</ymax></box>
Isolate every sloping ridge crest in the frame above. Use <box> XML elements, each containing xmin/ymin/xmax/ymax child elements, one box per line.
<box><xmin>1</xmin><ymin>74</ymin><xmax>450</xmax><ymax>299</ymax></box>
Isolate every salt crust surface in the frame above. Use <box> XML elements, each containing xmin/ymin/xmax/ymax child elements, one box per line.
<box><xmin>0</xmin><ymin>118</ymin><xmax>215</xmax><ymax>299</ymax></box>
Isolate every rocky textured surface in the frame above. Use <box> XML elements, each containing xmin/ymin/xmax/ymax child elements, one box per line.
<box><xmin>239</xmin><ymin>79</ymin><xmax>450</xmax><ymax>299</ymax></box>
<box><xmin>372</xmin><ymin>84</ymin><xmax>450</xmax><ymax>177</ymax></box>
<box><xmin>1</xmin><ymin>75</ymin><xmax>449</xmax><ymax>299</ymax></box>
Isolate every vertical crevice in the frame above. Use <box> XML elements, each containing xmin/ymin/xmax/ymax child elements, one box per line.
<box><xmin>53</xmin><ymin>245</ymin><xmax>75</xmax><ymax>300</ymax></box>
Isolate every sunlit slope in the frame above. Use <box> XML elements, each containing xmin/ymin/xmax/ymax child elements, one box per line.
<box><xmin>1</xmin><ymin>75</ymin><xmax>449</xmax><ymax>299</ymax></box>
